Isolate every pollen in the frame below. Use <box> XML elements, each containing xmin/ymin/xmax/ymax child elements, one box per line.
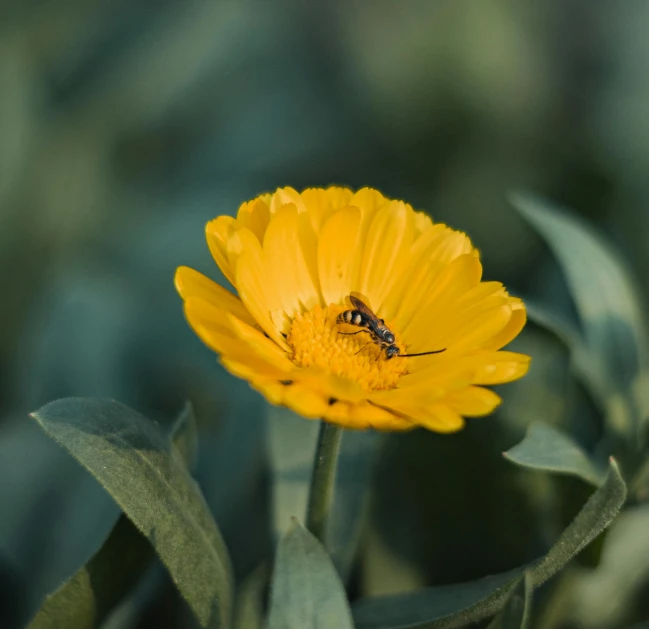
<box><xmin>287</xmin><ymin>304</ymin><xmax>408</xmax><ymax>390</ymax></box>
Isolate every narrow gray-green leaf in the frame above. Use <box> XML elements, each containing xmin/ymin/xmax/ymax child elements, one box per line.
<box><xmin>352</xmin><ymin>458</ymin><xmax>626</xmax><ymax>629</ymax></box>
<box><xmin>486</xmin><ymin>573</ymin><xmax>532</xmax><ymax>629</ymax></box>
<box><xmin>268</xmin><ymin>519</ymin><xmax>354</xmax><ymax>629</ymax></box>
<box><xmin>504</xmin><ymin>422</ymin><xmax>606</xmax><ymax>487</ymax></box>
<box><xmin>531</xmin><ymin>458</ymin><xmax>625</xmax><ymax>586</ymax></box>
<box><xmin>31</xmin><ymin>397</ymin><xmax>232</xmax><ymax>628</ymax></box>
<box><xmin>511</xmin><ymin>192</ymin><xmax>649</xmax><ymax>437</ymax></box>
<box><xmin>269</xmin><ymin>406</ymin><xmax>380</xmax><ymax>580</ymax></box>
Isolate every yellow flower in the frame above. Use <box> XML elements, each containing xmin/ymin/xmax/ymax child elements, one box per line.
<box><xmin>175</xmin><ymin>186</ymin><xmax>529</xmax><ymax>432</ymax></box>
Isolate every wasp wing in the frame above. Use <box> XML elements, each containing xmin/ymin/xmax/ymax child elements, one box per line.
<box><xmin>347</xmin><ymin>292</ymin><xmax>376</xmax><ymax>319</ymax></box>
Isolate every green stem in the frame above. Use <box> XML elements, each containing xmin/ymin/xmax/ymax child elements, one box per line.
<box><xmin>306</xmin><ymin>421</ymin><xmax>343</xmax><ymax>545</ymax></box>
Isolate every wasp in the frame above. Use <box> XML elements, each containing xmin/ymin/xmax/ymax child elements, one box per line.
<box><xmin>337</xmin><ymin>292</ymin><xmax>446</xmax><ymax>359</ymax></box>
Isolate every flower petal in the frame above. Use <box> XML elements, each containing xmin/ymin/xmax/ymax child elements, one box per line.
<box><xmin>269</xmin><ymin>186</ymin><xmax>305</xmax><ymax>214</ymax></box>
<box><xmin>263</xmin><ymin>203</ymin><xmax>321</xmax><ymax>317</ymax></box>
<box><xmin>184</xmin><ymin>298</ymin><xmax>294</xmax><ymax>372</ymax></box>
<box><xmin>471</xmin><ymin>351</ymin><xmax>531</xmax><ymax>384</ymax></box>
<box><xmin>481</xmin><ymin>298</ymin><xmax>527</xmax><ymax>350</ymax></box>
<box><xmin>280</xmin><ymin>382</ymin><xmax>330</xmax><ymax>419</ymax></box>
<box><xmin>206</xmin><ymin>216</ymin><xmax>236</xmax><ymax>286</ymax></box>
<box><xmin>235</xmin><ymin>247</ymin><xmax>290</xmax><ymax>349</ymax></box>
<box><xmin>442</xmin><ymin>386</ymin><xmax>502</xmax><ymax>416</ymax></box>
<box><xmin>236</xmin><ymin>198</ymin><xmax>271</xmax><ymax>243</ymax></box>
<box><xmin>175</xmin><ymin>266</ymin><xmax>255</xmax><ymax>325</ymax></box>
<box><xmin>358</xmin><ymin>200</ymin><xmax>415</xmax><ymax>313</ymax></box>
<box><xmin>301</xmin><ymin>187</ymin><xmax>354</xmax><ymax>234</ymax></box>
<box><xmin>369</xmin><ymin>395</ymin><xmax>465</xmax><ymax>433</ymax></box>
<box><xmin>416</xmin><ymin>405</ymin><xmax>466</xmax><ymax>433</ymax></box>
<box><xmin>402</xmin><ymin>350</ymin><xmax>531</xmax><ymax>387</ymax></box>
<box><xmin>401</xmin><ymin>253</ymin><xmax>483</xmax><ymax>342</ymax></box>
<box><xmin>318</xmin><ymin>206</ymin><xmax>362</xmax><ymax>306</ymax></box>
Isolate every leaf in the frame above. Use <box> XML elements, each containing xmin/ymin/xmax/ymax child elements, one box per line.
<box><xmin>565</xmin><ymin>502</ymin><xmax>649</xmax><ymax>627</ymax></box>
<box><xmin>234</xmin><ymin>565</ymin><xmax>268</xmax><ymax>629</ymax></box>
<box><xmin>30</xmin><ymin>397</ymin><xmax>233</xmax><ymax>628</ymax></box>
<box><xmin>267</xmin><ymin>519</ymin><xmax>354</xmax><ymax>629</ymax></box>
<box><xmin>522</xmin><ymin>297</ymin><xmax>599</xmax><ymax>399</ymax></box>
<box><xmin>268</xmin><ymin>406</ymin><xmax>380</xmax><ymax>580</ymax></box>
<box><xmin>523</xmin><ymin>298</ymin><xmax>584</xmax><ymax>354</ymax></box>
<box><xmin>352</xmin><ymin>458</ymin><xmax>626</xmax><ymax>629</ymax></box>
<box><xmin>511</xmin><ymin>192</ymin><xmax>649</xmax><ymax>438</ymax></box>
<box><xmin>27</xmin><ymin>400</ymin><xmax>200</xmax><ymax>629</ymax></box>
<box><xmin>27</xmin><ymin>516</ymin><xmax>153</xmax><ymax>629</ymax></box>
<box><xmin>170</xmin><ymin>401</ymin><xmax>199</xmax><ymax>473</ymax></box>
<box><xmin>486</xmin><ymin>573</ymin><xmax>532</xmax><ymax>629</ymax></box>
<box><xmin>504</xmin><ymin>422</ymin><xmax>606</xmax><ymax>487</ymax></box>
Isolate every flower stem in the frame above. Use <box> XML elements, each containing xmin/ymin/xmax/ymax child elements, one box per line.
<box><xmin>306</xmin><ymin>421</ymin><xmax>343</xmax><ymax>545</ymax></box>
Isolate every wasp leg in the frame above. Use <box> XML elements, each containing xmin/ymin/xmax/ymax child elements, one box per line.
<box><xmin>338</xmin><ymin>330</ymin><xmax>371</xmax><ymax>336</ymax></box>
<box><xmin>355</xmin><ymin>342</ymin><xmax>375</xmax><ymax>355</ymax></box>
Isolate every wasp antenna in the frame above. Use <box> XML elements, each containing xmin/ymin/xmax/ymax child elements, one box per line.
<box><xmin>398</xmin><ymin>348</ymin><xmax>446</xmax><ymax>357</ymax></box>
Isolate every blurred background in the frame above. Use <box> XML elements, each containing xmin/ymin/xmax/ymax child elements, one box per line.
<box><xmin>1</xmin><ymin>1</ymin><xmax>649</xmax><ymax>628</ymax></box>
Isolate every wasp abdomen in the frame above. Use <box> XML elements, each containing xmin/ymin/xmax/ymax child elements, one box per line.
<box><xmin>337</xmin><ymin>310</ymin><xmax>367</xmax><ymax>326</ymax></box>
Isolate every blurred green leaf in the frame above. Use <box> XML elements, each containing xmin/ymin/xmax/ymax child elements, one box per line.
<box><xmin>352</xmin><ymin>458</ymin><xmax>626</xmax><ymax>629</ymax></box>
<box><xmin>234</xmin><ymin>565</ymin><xmax>268</xmax><ymax>629</ymax></box>
<box><xmin>170</xmin><ymin>401</ymin><xmax>199</xmax><ymax>473</ymax></box>
<box><xmin>30</xmin><ymin>397</ymin><xmax>233</xmax><ymax>628</ymax></box>
<box><xmin>268</xmin><ymin>406</ymin><xmax>380</xmax><ymax>580</ymax></box>
<box><xmin>523</xmin><ymin>298</ymin><xmax>584</xmax><ymax>354</ymax></box>
<box><xmin>486</xmin><ymin>572</ymin><xmax>532</xmax><ymax>629</ymax></box>
<box><xmin>504</xmin><ymin>422</ymin><xmax>606</xmax><ymax>487</ymax></box>
<box><xmin>27</xmin><ymin>516</ymin><xmax>152</xmax><ymax>629</ymax></box>
<box><xmin>267</xmin><ymin>519</ymin><xmax>354</xmax><ymax>629</ymax></box>
<box><xmin>27</xmin><ymin>401</ymin><xmax>199</xmax><ymax>629</ymax></box>
<box><xmin>567</xmin><ymin>502</ymin><xmax>649</xmax><ymax>627</ymax></box>
<box><xmin>511</xmin><ymin>192</ymin><xmax>649</xmax><ymax>438</ymax></box>
<box><xmin>268</xmin><ymin>407</ymin><xmax>319</xmax><ymax>540</ymax></box>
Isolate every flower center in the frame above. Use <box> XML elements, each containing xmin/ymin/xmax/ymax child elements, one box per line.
<box><xmin>287</xmin><ymin>304</ymin><xmax>408</xmax><ymax>390</ymax></box>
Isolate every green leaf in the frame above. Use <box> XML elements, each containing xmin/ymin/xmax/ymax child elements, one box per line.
<box><xmin>268</xmin><ymin>406</ymin><xmax>380</xmax><ymax>580</ymax></box>
<box><xmin>30</xmin><ymin>397</ymin><xmax>233</xmax><ymax>628</ymax></box>
<box><xmin>234</xmin><ymin>565</ymin><xmax>268</xmax><ymax>629</ymax></box>
<box><xmin>511</xmin><ymin>192</ymin><xmax>649</xmax><ymax>438</ymax></box>
<box><xmin>27</xmin><ymin>401</ymin><xmax>200</xmax><ymax>629</ymax></box>
<box><xmin>486</xmin><ymin>573</ymin><xmax>532</xmax><ymax>629</ymax></box>
<box><xmin>352</xmin><ymin>458</ymin><xmax>626</xmax><ymax>629</ymax></box>
<box><xmin>170</xmin><ymin>401</ymin><xmax>199</xmax><ymax>473</ymax></box>
<box><xmin>27</xmin><ymin>515</ymin><xmax>153</xmax><ymax>629</ymax></box>
<box><xmin>267</xmin><ymin>519</ymin><xmax>354</xmax><ymax>629</ymax></box>
<box><xmin>504</xmin><ymin>422</ymin><xmax>606</xmax><ymax>487</ymax></box>
<box><xmin>523</xmin><ymin>298</ymin><xmax>584</xmax><ymax>354</ymax></box>
<box><xmin>522</xmin><ymin>297</ymin><xmax>598</xmax><ymax>398</ymax></box>
<box><xmin>269</xmin><ymin>407</ymin><xmax>320</xmax><ymax>540</ymax></box>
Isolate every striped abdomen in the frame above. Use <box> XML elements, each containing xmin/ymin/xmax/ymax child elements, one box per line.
<box><xmin>337</xmin><ymin>310</ymin><xmax>369</xmax><ymax>327</ymax></box>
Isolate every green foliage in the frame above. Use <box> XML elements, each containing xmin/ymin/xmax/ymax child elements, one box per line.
<box><xmin>269</xmin><ymin>407</ymin><xmax>380</xmax><ymax>581</ymax></box>
<box><xmin>504</xmin><ymin>422</ymin><xmax>606</xmax><ymax>486</ymax></box>
<box><xmin>170</xmin><ymin>401</ymin><xmax>199</xmax><ymax>473</ymax></box>
<box><xmin>27</xmin><ymin>403</ymin><xmax>199</xmax><ymax>629</ymax></box>
<box><xmin>29</xmin><ymin>398</ymin><xmax>233</xmax><ymax>628</ymax></box>
<box><xmin>27</xmin><ymin>515</ymin><xmax>152</xmax><ymax>629</ymax></box>
<box><xmin>4</xmin><ymin>4</ymin><xmax>649</xmax><ymax>627</ymax></box>
<box><xmin>267</xmin><ymin>519</ymin><xmax>354</xmax><ymax>629</ymax></box>
<box><xmin>486</xmin><ymin>573</ymin><xmax>532</xmax><ymax>629</ymax></box>
<box><xmin>234</xmin><ymin>566</ymin><xmax>267</xmax><ymax>629</ymax></box>
<box><xmin>511</xmin><ymin>192</ymin><xmax>649</xmax><ymax>440</ymax></box>
<box><xmin>351</xmin><ymin>459</ymin><xmax>626</xmax><ymax>629</ymax></box>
